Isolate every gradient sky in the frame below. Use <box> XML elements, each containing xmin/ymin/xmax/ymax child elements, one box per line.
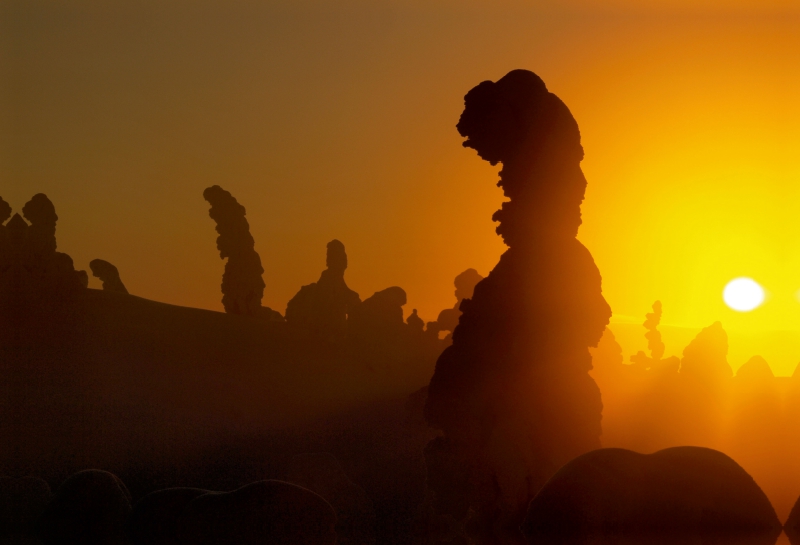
<box><xmin>2</xmin><ymin>1</ymin><xmax>799</xmax><ymax>372</ymax></box>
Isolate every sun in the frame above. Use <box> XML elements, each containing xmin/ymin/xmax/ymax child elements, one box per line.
<box><xmin>723</xmin><ymin>278</ymin><xmax>765</xmax><ymax>312</ymax></box>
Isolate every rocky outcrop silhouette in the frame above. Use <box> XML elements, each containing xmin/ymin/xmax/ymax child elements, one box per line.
<box><xmin>0</xmin><ymin>197</ymin><xmax>11</xmax><ymax>271</ymax></box>
<box><xmin>523</xmin><ymin>447</ymin><xmax>780</xmax><ymax>540</ymax></box>
<box><xmin>785</xmin><ymin>494</ymin><xmax>800</xmax><ymax>544</ymax></box>
<box><xmin>128</xmin><ymin>487</ymin><xmax>210</xmax><ymax>545</ymax></box>
<box><xmin>0</xmin><ymin>194</ymin><xmax>87</xmax><ymax>303</ymax></box>
<box><xmin>681</xmin><ymin>321</ymin><xmax>732</xmax><ymax>384</ymax></box>
<box><xmin>678</xmin><ymin>321</ymin><xmax>732</xmax><ymax>446</ymax></box>
<box><xmin>175</xmin><ymin>480</ymin><xmax>337</xmax><ymax>545</ymax></box>
<box><xmin>286</xmin><ymin>239</ymin><xmax>360</xmax><ymax>341</ymax></box>
<box><xmin>286</xmin><ymin>453</ymin><xmax>376</xmax><ymax>545</ymax></box>
<box><xmin>22</xmin><ymin>194</ymin><xmax>87</xmax><ymax>295</ymax></box>
<box><xmin>90</xmin><ymin>259</ymin><xmax>128</xmax><ymax>294</ymax></box>
<box><xmin>423</xmin><ymin>69</ymin><xmax>611</xmax><ymax>543</ymax></box>
<box><xmin>406</xmin><ymin>309</ymin><xmax>424</xmax><ymax>334</ymax></box>
<box><xmin>425</xmin><ymin>269</ymin><xmax>483</xmax><ymax>341</ymax></box>
<box><xmin>736</xmin><ymin>355</ymin><xmax>774</xmax><ymax>382</ymax></box>
<box><xmin>203</xmin><ymin>185</ymin><xmax>266</xmax><ymax>316</ymax></box>
<box><xmin>38</xmin><ymin>469</ymin><xmax>132</xmax><ymax>545</ymax></box>
<box><xmin>629</xmin><ymin>301</ymin><xmax>674</xmax><ymax>371</ymax></box>
<box><xmin>348</xmin><ymin>286</ymin><xmax>408</xmax><ymax>348</ymax></box>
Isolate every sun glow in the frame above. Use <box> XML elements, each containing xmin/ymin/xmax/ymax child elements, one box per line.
<box><xmin>723</xmin><ymin>278</ymin><xmax>765</xmax><ymax>312</ymax></box>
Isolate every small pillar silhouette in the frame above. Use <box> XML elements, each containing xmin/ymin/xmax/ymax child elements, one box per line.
<box><xmin>407</xmin><ymin>309</ymin><xmax>424</xmax><ymax>334</ymax></box>
<box><xmin>285</xmin><ymin>239</ymin><xmax>360</xmax><ymax>340</ymax></box>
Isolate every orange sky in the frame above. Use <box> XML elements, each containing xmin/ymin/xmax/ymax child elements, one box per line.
<box><xmin>2</xmin><ymin>1</ymin><xmax>799</xmax><ymax>373</ymax></box>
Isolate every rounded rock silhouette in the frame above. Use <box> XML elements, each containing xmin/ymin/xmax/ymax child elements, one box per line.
<box><xmin>38</xmin><ymin>469</ymin><xmax>132</xmax><ymax>545</ymax></box>
<box><xmin>522</xmin><ymin>446</ymin><xmax>780</xmax><ymax>541</ymax></box>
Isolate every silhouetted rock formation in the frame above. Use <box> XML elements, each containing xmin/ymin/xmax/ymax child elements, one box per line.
<box><xmin>590</xmin><ymin>328</ymin><xmax>625</xmax><ymax>377</ymax></box>
<box><xmin>407</xmin><ymin>309</ymin><xmax>424</xmax><ymax>334</ymax></box>
<box><xmin>426</xmin><ymin>269</ymin><xmax>483</xmax><ymax>341</ymax></box>
<box><xmin>286</xmin><ymin>453</ymin><xmax>376</xmax><ymax>545</ymax></box>
<box><xmin>523</xmin><ymin>447</ymin><xmax>780</xmax><ymax>540</ymax></box>
<box><xmin>681</xmin><ymin>321</ymin><xmax>732</xmax><ymax>384</ymax></box>
<box><xmin>594</xmin><ymin>317</ymin><xmax>735</xmax><ymax>456</ymax></box>
<box><xmin>785</xmin><ymin>494</ymin><xmax>800</xmax><ymax>544</ymax></box>
<box><xmin>23</xmin><ymin>194</ymin><xmax>87</xmax><ymax>295</ymax></box>
<box><xmin>286</xmin><ymin>239</ymin><xmax>360</xmax><ymax>341</ymax></box>
<box><xmin>0</xmin><ymin>197</ymin><xmax>10</xmax><ymax>223</ymax></box>
<box><xmin>76</xmin><ymin>269</ymin><xmax>89</xmax><ymax>288</ymax></box>
<box><xmin>736</xmin><ymin>355</ymin><xmax>774</xmax><ymax>382</ymax></box>
<box><xmin>0</xmin><ymin>476</ymin><xmax>51</xmax><ymax>542</ymax></box>
<box><xmin>348</xmin><ymin>287</ymin><xmax>408</xmax><ymax>348</ymax></box>
<box><xmin>128</xmin><ymin>487</ymin><xmax>210</xmax><ymax>545</ymax></box>
<box><xmin>630</xmin><ymin>301</ymin><xmax>674</xmax><ymax>371</ymax></box>
<box><xmin>0</xmin><ymin>197</ymin><xmax>11</xmax><ymax>274</ymax></box>
<box><xmin>38</xmin><ymin>469</ymin><xmax>132</xmax><ymax>545</ymax></box>
<box><xmin>203</xmin><ymin>185</ymin><xmax>266</xmax><ymax>316</ymax></box>
<box><xmin>0</xmin><ymin>194</ymin><xmax>87</xmax><ymax>303</ymax></box>
<box><xmin>423</xmin><ymin>69</ymin><xmax>611</xmax><ymax>543</ymax></box>
<box><xmin>678</xmin><ymin>322</ymin><xmax>733</xmax><ymax>445</ymax></box>
<box><xmin>90</xmin><ymin>259</ymin><xmax>128</xmax><ymax>294</ymax></box>
<box><xmin>175</xmin><ymin>480</ymin><xmax>337</xmax><ymax>545</ymax></box>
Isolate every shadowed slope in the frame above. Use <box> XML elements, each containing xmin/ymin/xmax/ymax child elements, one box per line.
<box><xmin>1</xmin><ymin>288</ymin><xmax>435</xmax><ymax>478</ymax></box>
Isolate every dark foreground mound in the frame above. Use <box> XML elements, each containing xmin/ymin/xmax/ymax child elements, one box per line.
<box><xmin>523</xmin><ymin>447</ymin><xmax>780</xmax><ymax>541</ymax></box>
<box><xmin>128</xmin><ymin>487</ymin><xmax>210</xmax><ymax>545</ymax></box>
<box><xmin>38</xmin><ymin>469</ymin><xmax>132</xmax><ymax>545</ymax></box>
<box><xmin>175</xmin><ymin>480</ymin><xmax>337</xmax><ymax>545</ymax></box>
<box><xmin>0</xmin><ymin>476</ymin><xmax>51</xmax><ymax>541</ymax></box>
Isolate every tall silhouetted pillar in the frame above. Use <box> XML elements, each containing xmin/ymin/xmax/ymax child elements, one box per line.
<box><xmin>423</xmin><ymin>70</ymin><xmax>611</xmax><ymax>544</ymax></box>
<box><xmin>203</xmin><ymin>186</ymin><xmax>266</xmax><ymax>316</ymax></box>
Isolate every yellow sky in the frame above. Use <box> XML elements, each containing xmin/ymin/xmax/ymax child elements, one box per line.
<box><xmin>2</xmin><ymin>1</ymin><xmax>799</xmax><ymax>372</ymax></box>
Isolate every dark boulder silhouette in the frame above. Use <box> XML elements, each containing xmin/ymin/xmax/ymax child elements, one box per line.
<box><xmin>38</xmin><ymin>469</ymin><xmax>132</xmax><ymax>545</ymax></box>
<box><xmin>523</xmin><ymin>447</ymin><xmax>780</xmax><ymax>540</ymax></box>
<box><xmin>424</xmin><ymin>69</ymin><xmax>611</xmax><ymax>543</ymax></box>
<box><xmin>128</xmin><ymin>487</ymin><xmax>210</xmax><ymax>545</ymax></box>
<box><xmin>174</xmin><ymin>480</ymin><xmax>337</xmax><ymax>545</ymax></box>
<box><xmin>203</xmin><ymin>185</ymin><xmax>266</xmax><ymax>316</ymax></box>
<box><xmin>90</xmin><ymin>259</ymin><xmax>128</xmax><ymax>294</ymax></box>
<box><xmin>285</xmin><ymin>239</ymin><xmax>360</xmax><ymax>341</ymax></box>
<box><xmin>0</xmin><ymin>476</ymin><xmax>52</xmax><ymax>542</ymax></box>
<box><xmin>286</xmin><ymin>453</ymin><xmax>376</xmax><ymax>545</ymax></box>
